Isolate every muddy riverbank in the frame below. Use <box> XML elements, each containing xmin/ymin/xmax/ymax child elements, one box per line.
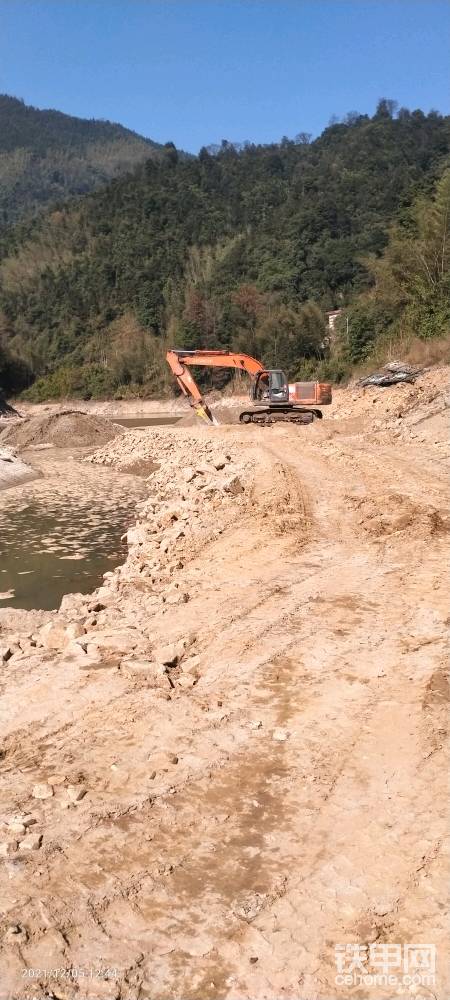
<box><xmin>0</xmin><ymin>445</ymin><xmax>37</xmax><ymax>492</ymax></box>
<box><xmin>0</xmin><ymin>411</ymin><xmax>183</xmax><ymax>610</ymax></box>
<box><xmin>0</xmin><ymin>447</ymin><xmax>146</xmax><ymax>610</ymax></box>
<box><xmin>0</xmin><ymin>370</ymin><xmax>449</xmax><ymax>999</ymax></box>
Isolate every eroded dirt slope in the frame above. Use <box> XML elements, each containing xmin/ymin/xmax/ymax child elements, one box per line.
<box><xmin>0</xmin><ymin>373</ymin><xmax>448</xmax><ymax>1000</ymax></box>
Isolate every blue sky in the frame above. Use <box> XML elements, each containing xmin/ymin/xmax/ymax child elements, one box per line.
<box><xmin>1</xmin><ymin>1</ymin><xmax>449</xmax><ymax>152</ymax></box>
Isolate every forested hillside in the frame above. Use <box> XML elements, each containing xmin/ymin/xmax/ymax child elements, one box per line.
<box><xmin>0</xmin><ymin>100</ymin><xmax>449</xmax><ymax>400</ymax></box>
<box><xmin>0</xmin><ymin>95</ymin><xmax>164</xmax><ymax>225</ymax></box>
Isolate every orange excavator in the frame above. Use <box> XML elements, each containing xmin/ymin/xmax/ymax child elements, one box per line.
<box><xmin>166</xmin><ymin>349</ymin><xmax>332</xmax><ymax>425</ymax></box>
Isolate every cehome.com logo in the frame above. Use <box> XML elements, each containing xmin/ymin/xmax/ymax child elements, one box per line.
<box><xmin>334</xmin><ymin>942</ymin><xmax>436</xmax><ymax>989</ymax></box>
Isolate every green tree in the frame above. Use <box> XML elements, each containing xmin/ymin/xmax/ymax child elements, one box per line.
<box><xmin>368</xmin><ymin>169</ymin><xmax>450</xmax><ymax>338</ymax></box>
<box><xmin>256</xmin><ymin>301</ymin><xmax>325</xmax><ymax>375</ymax></box>
<box><xmin>1</xmin><ymin>104</ymin><xmax>449</xmax><ymax>398</ymax></box>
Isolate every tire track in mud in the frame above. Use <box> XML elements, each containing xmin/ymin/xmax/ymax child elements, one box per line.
<box><xmin>0</xmin><ymin>450</ymin><xmax>380</xmax><ymax>996</ymax></box>
<box><xmin>1</xmin><ymin>423</ymin><xmax>448</xmax><ymax>1000</ymax></box>
<box><xmin>152</xmin><ymin>435</ymin><xmax>449</xmax><ymax>999</ymax></box>
<box><xmin>216</xmin><ymin>434</ymin><xmax>450</xmax><ymax>999</ymax></box>
<box><xmin>0</xmin><ymin>588</ymin><xmax>386</xmax><ymax>996</ymax></box>
<box><xmin>24</xmin><ymin>652</ymin><xmax>379</xmax><ymax>999</ymax></box>
<box><xmin>10</xmin><ymin>595</ymin><xmax>402</xmax><ymax>996</ymax></box>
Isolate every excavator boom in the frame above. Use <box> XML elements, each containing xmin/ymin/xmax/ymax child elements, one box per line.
<box><xmin>166</xmin><ymin>350</ymin><xmax>264</xmax><ymax>424</ymax></box>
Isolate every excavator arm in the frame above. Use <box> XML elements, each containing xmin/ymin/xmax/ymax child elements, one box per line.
<box><xmin>166</xmin><ymin>349</ymin><xmax>264</xmax><ymax>425</ymax></box>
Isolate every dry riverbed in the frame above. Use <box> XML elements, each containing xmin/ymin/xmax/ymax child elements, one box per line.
<box><xmin>0</xmin><ymin>371</ymin><xmax>449</xmax><ymax>1000</ymax></box>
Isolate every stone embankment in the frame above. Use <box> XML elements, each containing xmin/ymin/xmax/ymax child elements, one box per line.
<box><xmin>0</xmin><ymin>427</ymin><xmax>257</xmax><ymax>686</ymax></box>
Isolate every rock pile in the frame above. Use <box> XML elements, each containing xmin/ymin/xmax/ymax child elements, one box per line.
<box><xmin>0</xmin><ymin>812</ymin><xmax>41</xmax><ymax>857</ymax></box>
<box><xmin>323</xmin><ymin>366</ymin><xmax>450</xmax><ymax>458</ymax></box>
<box><xmin>86</xmin><ymin>428</ymin><xmax>253</xmax><ymax>603</ymax></box>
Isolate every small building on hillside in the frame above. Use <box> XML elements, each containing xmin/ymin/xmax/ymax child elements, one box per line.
<box><xmin>326</xmin><ymin>309</ymin><xmax>342</xmax><ymax>331</ymax></box>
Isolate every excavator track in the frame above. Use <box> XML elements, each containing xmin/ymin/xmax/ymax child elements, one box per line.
<box><xmin>239</xmin><ymin>407</ymin><xmax>322</xmax><ymax>426</ymax></box>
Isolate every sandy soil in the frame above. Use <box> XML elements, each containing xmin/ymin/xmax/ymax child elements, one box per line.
<box><xmin>0</xmin><ymin>411</ymin><xmax>124</xmax><ymax>450</ymax></box>
<box><xmin>0</xmin><ymin>369</ymin><xmax>448</xmax><ymax>1000</ymax></box>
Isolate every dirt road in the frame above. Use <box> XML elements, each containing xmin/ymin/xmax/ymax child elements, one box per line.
<box><xmin>0</xmin><ymin>374</ymin><xmax>448</xmax><ymax>1000</ymax></box>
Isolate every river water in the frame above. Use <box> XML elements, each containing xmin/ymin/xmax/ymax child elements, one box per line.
<box><xmin>0</xmin><ymin>448</ymin><xmax>147</xmax><ymax>611</ymax></box>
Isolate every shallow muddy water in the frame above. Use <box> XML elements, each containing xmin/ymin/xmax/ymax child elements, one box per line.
<box><xmin>0</xmin><ymin>450</ymin><xmax>146</xmax><ymax>610</ymax></box>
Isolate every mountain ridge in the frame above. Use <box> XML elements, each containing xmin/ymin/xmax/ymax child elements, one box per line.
<box><xmin>0</xmin><ymin>100</ymin><xmax>449</xmax><ymax>399</ymax></box>
<box><xmin>0</xmin><ymin>93</ymin><xmax>166</xmax><ymax>225</ymax></box>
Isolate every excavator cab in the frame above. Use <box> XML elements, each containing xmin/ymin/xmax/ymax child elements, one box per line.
<box><xmin>251</xmin><ymin>370</ymin><xmax>290</xmax><ymax>405</ymax></box>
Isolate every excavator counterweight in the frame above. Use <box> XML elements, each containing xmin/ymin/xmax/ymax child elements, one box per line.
<box><xmin>166</xmin><ymin>349</ymin><xmax>332</xmax><ymax>426</ymax></box>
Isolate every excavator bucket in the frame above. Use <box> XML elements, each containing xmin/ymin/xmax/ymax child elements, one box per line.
<box><xmin>195</xmin><ymin>403</ymin><xmax>219</xmax><ymax>426</ymax></box>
